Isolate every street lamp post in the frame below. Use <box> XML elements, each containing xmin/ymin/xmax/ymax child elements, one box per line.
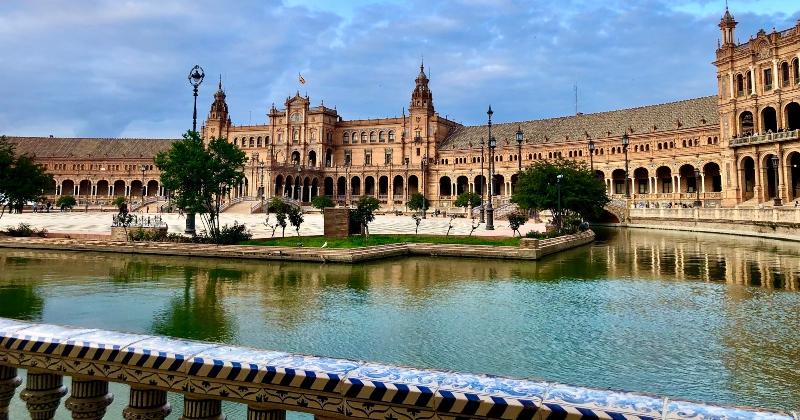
<box><xmin>772</xmin><ymin>155</ymin><xmax>783</xmax><ymax>206</ymax></box>
<box><xmin>479</xmin><ymin>138</ymin><xmax>485</xmax><ymax>223</ymax></box>
<box><xmin>422</xmin><ymin>155</ymin><xmax>427</xmax><ymax>219</ymax></box>
<box><xmin>188</xmin><ymin>65</ymin><xmax>205</xmax><ymax>133</ymax></box>
<box><xmin>140</xmin><ymin>165</ymin><xmax>147</xmax><ymax>208</ymax></box>
<box><xmin>693</xmin><ymin>168</ymin><xmax>702</xmax><ymax>208</ymax></box>
<box><xmin>622</xmin><ymin>133</ymin><xmax>630</xmax><ymax>199</ymax></box>
<box><xmin>556</xmin><ymin>174</ymin><xmax>564</xmax><ymax>233</ymax></box>
<box><xmin>260</xmin><ymin>161</ymin><xmax>265</xmax><ymax>211</ymax></box>
<box><xmin>588</xmin><ymin>139</ymin><xmax>595</xmax><ymax>172</ymax></box>
<box><xmin>486</xmin><ymin>105</ymin><xmax>496</xmax><ymax>230</ymax></box>
<box><xmin>516</xmin><ymin>126</ymin><xmax>523</xmax><ymax>173</ymax></box>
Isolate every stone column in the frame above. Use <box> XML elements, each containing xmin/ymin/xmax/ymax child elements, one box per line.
<box><xmin>179</xmin><ymin>397</ymin><xmax>225</xmax><ymax>420</ymax></box>
<box><xmin>729</xmin><ymin>72</ymin><xmax>735</xmax><ymax>99</ymax></box>
<box><xmin>19</xmin><ymin>372</ymin><xmax>67</xmax><ymax>420</ymax></box>
<box><xmin>754</xmin><ymin>162</ymin><xmax>763</xmax><ymax>202</ymax></box>
<box><xmin>247</xmin><ymin>407</ymin><xmax>286</xmax><ymax>420</ymax></box>
<box><xmin>64</xmin><ymin>379</ymin><xmax>113</xmax><ymax>420</ymax></box>
<box><xmin>701</xmin><ymin>174</ymin><xmax>706</xmax><ymax>193</ymax></box>
<box><xmin>0</xmin><ymin>366</ymin><xmax>22</xmax><ymax>420</ymax></box>
<box><xmin>122</xmin><ymin>387</ymin><xmax>171</xmax><ymax>420</ymax></box>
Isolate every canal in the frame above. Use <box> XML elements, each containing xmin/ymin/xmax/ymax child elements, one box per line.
<box><xmin>1</xmin><ymin>228</ymin><xmax>799</xmax><ymax>418</ymax></box>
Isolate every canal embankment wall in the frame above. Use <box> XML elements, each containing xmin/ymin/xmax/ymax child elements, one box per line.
<box><xmin>601</xmin><ymin>207</ymin><xmax>800</xmax><ymax>241</ymax></box>
<box><xmin>1</xmin><ymin>316</ymin><xmax>797</xmax><ymax>420</ymax></box>
<box><xmin>0</xmin><ymin>231</ymin><xmax>595</xmax><ymax>263</ymax></box>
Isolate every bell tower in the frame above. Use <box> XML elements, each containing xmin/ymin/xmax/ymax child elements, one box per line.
<box><xmin>205</xmin><ymin>77</ymin><xmax>231</xmax><ymax>141</ymax></box>
<box><xmin>719</xmin><ymin>5</ymin><xmax>737</xmax><ymax>46</ymax></box>
<box><xmin>409</xmin><ymin>61</ymin><xmax>434</xmax><ymax>116</ymax></box>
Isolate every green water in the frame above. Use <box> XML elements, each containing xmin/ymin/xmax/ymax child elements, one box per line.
<box><xmin>2</xmin><ymin>228</ymin><xmax>800</xmax><ymax>418</ymax></box>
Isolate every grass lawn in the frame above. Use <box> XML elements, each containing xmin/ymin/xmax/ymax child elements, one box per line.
<box><xmin>240</xmin><ymin>235</ymin><xmax>521</xmax><ymax>248</ymax></box>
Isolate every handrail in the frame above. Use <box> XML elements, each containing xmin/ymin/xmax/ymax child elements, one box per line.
<box><xmin>129</xmin><ymin>196</ymin><xmax>158</xmax><ymax>212</ymax></box>
<box><xmin>0</xmin><ymin>317</ymin><xmax>794</xmax><ymax>420</ymax></box>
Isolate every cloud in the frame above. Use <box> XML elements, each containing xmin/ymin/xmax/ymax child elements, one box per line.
<box><xmin>0</xmin><ymin>0</ymin><xmax>798</xmax><ymax>138</ymax></box>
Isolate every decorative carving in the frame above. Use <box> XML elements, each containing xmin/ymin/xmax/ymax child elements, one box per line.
<box><xmin>179</xmin><ymin>397</ymin><xmax>225</xmax><ymax>420</ymax></box>
<box><xmin>0</xmin><ymin>366</ymin><xmax>22</xmax><ymax>420</ymax></box>
<box><xmin>247</xmin><ymin>407</ymin><xmax>286</xmax><ymax>420</ymax></box>
<box><xmin>19</xmin><ymin>372</ymin><xmax>67</xmax><ymax>420</ymax></box>
<box><xmin>123</xmin><ymin>388</ymin><xmax>171</xmax><ymax>420</ymax></box>
<box><xmin>64</xmin><ymin>380</ymin><xmax>114</xmax><ymax>420</ymax></box>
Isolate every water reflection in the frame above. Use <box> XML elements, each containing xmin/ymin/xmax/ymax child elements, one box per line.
<box><xmin>0</xmin><ymin>229</ymin><xmax>800</xmax><ymax>412</ymax></box>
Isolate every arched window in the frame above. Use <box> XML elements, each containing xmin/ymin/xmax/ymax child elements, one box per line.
<box><xmin>736</xmin><ymin>74</ymin><xmax>744</xmax><ymax>96</ymax></box>
<box><xmin>611</xmin><ymin>147</ymin><xmax>616</xmax><ymax>154</ymax></box>
<box><xmin>658</xmin><ymin>143</ymin><xmax>662</xmax><ymax>150</ymax></box>
<box><xmin>713</xmin><ymin>136</ymin><xmax>718</xmax><ymax>144</ymax></box>
<box><xmin>249</xmin><ymin>138</ymin><xmax>255</xmax><ymax>147</ymax></box>
<box><xmin>707</xmin><ymin>137</ymin><xmax>712</xmax><ymax>145</ymax></box>
<box><xmin>635</xmin><ymin>145</ymin><xmax>639</xmax><ymax>152</ymax></box>
<box><xmin>682</xmin><ymin>140</ymin><xmax>686</xmax><ymax>147</ymax></box>
<box><xmin>257</xmin><ymin>137</ymin><xmax>262</xmax><ymax>147</ymax></box>
<box><xmin>361</xmin><ymin>132</ymin><xmax>367</xmax><ymax>143</ymax></box>
<box><xmin>379</xmin><ymin>131</ymin><xmax>386</xmax><ymax>142</ymax></box>
<box><xmin>793</xmin><ymin>58</ymin><xmax>800</xmax><ymax>85</ymax></box>
<box><xmin>290</xmin><ymin>113</ymin><xmax>302</xmax><ymax>122</ymax></box>
<box><xmin>388</xmin><ymin>131</ymin><xmax>395</xmax><ymax>142</ymax></box>
<box><xmin>343</xmin><ymin>133</ymin><xmax>350</xmax><ymax>144</ymax></box>
<box><xmin>266</xmin><ymin>136</ymin><xmax>270</xmax><ymax>144</ymax></box>
<box><xmin>310</xmin><ymin>132</ymin><xmax>316</xmax><ymax>141</ymax></box>
<box><xmin>234</xmin><ymin>138</ymin><xmax>238</xmax><ymax>146</ymax></box>
<box><xmin>370</xmin><ymin>132</ymin><xmax>376</xmax><ymax>142</ymax></box>
<box><xmin>645</xmin><ymin>144</ymin><xmax>650</xmax><ymax>151</ymax></box>
<box><xmin>293</xmin><ymin>131</ymin><xmax>299</xmax><ymax>143</ymax></box>
<box><xmin>568</xmin><ymin>151</ymin><xmax>573</xmax><ymax>158</ymax></box>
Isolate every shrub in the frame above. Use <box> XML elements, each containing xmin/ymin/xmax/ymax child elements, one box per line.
<box><xmin>128</xmin><ymin>227</ymin><xmax>168</xmax><ymax>242</ymax></box>
<box><xmin>525</xmin><ymin>229</ymin><xmax>562</xmax><ymax>240</ymax></box>
<box><xmin>56</xmin><ymin>195</ymin><xmax>77</xmax><ymax>210</ymax></box>
<box><xmin>311</xmin><ymin>195</ymin><xmax>335</xmax><ymax>210</ymax></box>
<box><xmin>6</xmin><ymin>223</ymin><xmax>34</xmax><ymax>237</ymax></box>
<box><xmin>215</xmin><ymin>221</ymin><xmax>252</xmax><ymax>245</ymax></box>
<box><xmin>507</xmin><ymin>213</ymin><xmax>529</xmax><ymax>237</ymax></box>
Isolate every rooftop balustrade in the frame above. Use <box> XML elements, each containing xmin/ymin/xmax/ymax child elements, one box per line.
<box><xmin>1</xmin><ymin>317</ymin><xmax>796</xmax><ymax>420</ymax></box>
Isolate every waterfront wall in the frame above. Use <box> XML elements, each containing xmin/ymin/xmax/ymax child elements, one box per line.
<box><xmin>623</xmin><ymin>207</ymin><xmax>800</xmax><ymax>241</ymax></box>
<box><xmin>0</xmin><ymin>317</ymin><xmax>796</xmax><ymax>420</ymax></box>
<box><xmin>0</xmin><ymin>231</ymin><xmax>595</xmax><ymax>263</ymax></box>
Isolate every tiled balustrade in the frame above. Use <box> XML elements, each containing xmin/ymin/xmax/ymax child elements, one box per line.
<box><xmin>0</xmin><ymin>317</ymin><xmax>797</xmax><ymax>420</ymax></box>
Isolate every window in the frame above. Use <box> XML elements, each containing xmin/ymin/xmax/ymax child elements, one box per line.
<box><xmin>361</xmin><ymin>132</ymin><xmax>367</xmax><ymax>143</ymax></box>
<box><xmin>662</xmin><ymin>178</ymin><xmax>672</xmax><ymax>193</ymax></box>
<box><xmin>310</xmin><ymin>132</ymin><xmax>316</xmax><ymax>141</ymax></box>
<box><xmin>293</xmin><ymin>131</ymin><xmax>299</xmax><ymax>144</ymax></box>
<box><xmin>388</xmin><ymin>131</ymin><xmax>395</xmax><ymax>142</ymax></box>
<box><xmin>614</xmin><ymin>180</ymin><xmax>624</xmax><ymax>194</ymax></box>
<box><xmin>266</xmin><ymin>136</ymin><xmax>270</xmax><ymax>144</ymax></box>
<box><xmin>712</xmin><ymin>175</ymin><xmax>722</xmax><ymax>192</ymax></box>
<box><xmin>415</xmin><ymin>131</ymin><xmax>421</xmax><ymax>141</ymax></box>
<box><xmin>365</xmin><ymin>150</ymin><xmax>372</xmax><ymax>165</ymax></box>
<box><xmin>687</xmin><ymin>177</ymin><xmax>697</xmax><ymax>193</ymax></box>
<box><xmin>277</xmin><ymin>134</ymin><xmax>283</xmax><ymax>144</ymax></box>
<box><xmin>638</xmin><ymin>180</ymin><xmax>647</xmax><ymax>194</ymax></box>
<box><xmin>379</xmin><ymin>131</ymin><xmax>385</xmax><ymax>142</ymax></box>
<box><xmin>343</xmin><ymin>133</ymin><xmax>350</xmax><ymax>144</ymax></box>
<box><xmin>290</xmin><ymin>113</ymin><xmax>303</xmax><ymax>122</ymax></box>
<box><xmin>234</xmin><ymin>138</ymin><xmax>238</xmax><ymax>146</ymax></box>
<box><xmin>781</xmin><ymin>62</ymin><xmax>790</xmax><ymax>87</ymax></box>
<box><xmin>257</xmin><ymin>137</ymin><xmax>262</xmax><ymax>147</ymax></box>
<box><xmin>764</xmin><ymin>68</ymin><xmax>773</xmax><ymax>91</ymax></box>
<box><xmin>385</xmin><ymin>149</ymin><xmax>392</xmax><ymax>165</ymax></box>
<box><xmin>416</xmin><ymin>148</ymin><xmax>420</xmax><ymax>156</ymax></box>
<box><xmin>370</xmin><ymin>132</ymin><xmax>376</xmax><ymax>143</ymax></box>
<box><xmin>249</xmin><ymin>138</ymin><xmax>255</xmax><ymax>147</ymax></box>
<box><xmin>344</xmin><ymin>150</ymin><xmax>352</xmax><ymax>166</ymax></box>
<box><xmin>794</xmin><ymin>59</ymin><xmax>800</xmax><ymax>84</ymax></box>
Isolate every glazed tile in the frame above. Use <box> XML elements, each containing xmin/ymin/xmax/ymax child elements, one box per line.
<box><xmin>664</xmin><ymin>399</ymin><xmax>793</xmax><ymax>420</ymax></box>
<box><xmin>114</xmin><ymin>336</ymin><xmax>219</xmax><ymax>372</ymax></box>
<box><xmin>187</xmin><ymin>345</ymin><xmax>288</xmax><ymax>381</ymax></box>
<box><xmin>1</xmin><ymin>323</ymin><xmax>97</xmax><ymax>353</ymax></box>
<box><xmin>0</xmin><ymin>318</ymin><xmax>36</xmax><ymax>335</ymax></box>
<box><xmin>54</xmin><ymin>330</ymin><xmax>151</xmax><ymax>359</ymax></box>
<box><xmin>540</xmin><ymin>384</ymin><xmax>664</xmax><ymax>420</ymax></box>
<box><xmin>254</xmin><ymin>354</ymin><xmax>363</xmax><ymax>393</ymax></box>
<box><xmin>435</xmin><ymin>373</ymin><xmax>549</xmax><ymax>420</ymax></box>
<box><xmin>343</xmin><ymin>363</ymin><xmax>451</xmax><ymax>408</ymax></box>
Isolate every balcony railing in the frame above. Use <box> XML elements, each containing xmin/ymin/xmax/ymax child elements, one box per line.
<box><xmin>765</xmin><ymin>84</ymin><xmax>772</xmax><ymax>91</ymax></box>
<box><xmin>1</xmin><ymin>317</ymin><xmax>793</xmax><ymax>420</ymax></box>
<box><xmin>729</xmin><ymin>129</ymin><xmax>799</xmax><ymax>147</ymax></box>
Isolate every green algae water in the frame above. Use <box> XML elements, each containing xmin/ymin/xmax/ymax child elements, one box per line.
<box><xmin>2</xmin><ymin>228</ymin><xmax>800</xmax><ymax>418</ymax></box>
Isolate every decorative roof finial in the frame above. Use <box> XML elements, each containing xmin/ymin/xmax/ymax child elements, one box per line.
<box><xmin>218</xmin><ymin>75</ymin><xmax>222</xmax><ymax>90</ymax></box>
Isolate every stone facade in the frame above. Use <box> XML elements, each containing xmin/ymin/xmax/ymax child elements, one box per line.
<box><xmin>5</xmin><ymin>10</ymin><xmax>800</xmax><ymax>212</ymax></box>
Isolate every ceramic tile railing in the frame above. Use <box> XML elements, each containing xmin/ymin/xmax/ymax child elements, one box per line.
<box><xmin>0</xmin><ymin>317</ymin><xmax>797</xmax><ymax>420</ymax></box>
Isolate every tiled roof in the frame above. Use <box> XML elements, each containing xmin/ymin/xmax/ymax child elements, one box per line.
<box><xmin>4</xmin><ymin>137</ymin><xmax>179</xmax><ymax>159</ymax></box>
<box><xmin>440</xmin><ymin>96</ymin><xmax>719</xmax><ymax>150</ymax></box>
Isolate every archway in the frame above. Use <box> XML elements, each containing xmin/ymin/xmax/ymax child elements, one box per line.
<box><xmin>302</xmin><ymin>177</ymin><xmax>311</xmax><ymax>202</ymax></box>
<box><xmin>147</xmin><ymin>180</ymin><xmax>159</xmax><ymax>197</ymax></box>
<box><xmin>510</xmin><ymin>174</ymin><xmax>518</xmax><ymax>194</ymax></box>
<box><xmin>79</xmin><ymin>180</ymin><xmax>91</xmax><ymax>196</ymax></box>
<box><xmin>633</xmin><ymin>168</ymin><xmax>649</xmax><ymax>195</ymax></box>
<box><xmin>49</xmin><ymin>179</ymin><xmax>58</xmax><ymax>195</ymax></box>
<box><xmin>740</xmin><ymin>111</ymin><xmax>754</xmax><ymax>135</ymax></box>
<box><xmin>325</xmin><ymin>149</ymin><xmax>333</xmax><ymax>167</ymax></box>
<box><xmin>113</xmin><ymin>180</ymin><xmax>125</xmax><ymax>197</ymax></box>
<box><xmin>130</xmin><ymin>180</ymin><xmax>143</xmax><ymax>198</ymax></box>
<box><xmin>291</xmin><ymin>151</ymin><xmax>301</xmax><ymax>165</ymax></box>
<box><xmin>96</xmin><ymin>180</ymin><xmax>109</xmax><ymax>197</ymax></box>
<box><xmin>61</xmin><ymin>180</ymin><xmax>75</xmax><ymax>196</ymax></box>
<box><xmin>456</xmin><ymin>176</ymin><xmax>469</xmax><ymax>195</ymax></box>
<box><xmin>311</xmin><ymin>178</ymin><xmax>319</xmax><ymax>200</ymax></box>
<box><xmin>364</xmin><ymin>176</ymin><xmax>375</xmax><ymax>196</ymax></box>
<box><xmin>655</xmin><ymin>166</ymin><xmax>672</xmax><ymax>194</ymax></box>
<box><xmin>493</xmin><ymin>174</ymin><xmax>505</xmax><ymax>196</ymax></box>
<box><xmin>678</xmin><ymin>164</ymin><xmax>697</xmax><ymax>193</ymax></box>
<box><xmin>284</xmin><ymin>176</ymin><xmax>293</xmax><ymax>198</ymax></box>
<box><xmin>762</xmin><ymin>107</ymin><xmax>777</xmax><ymax>133</ymax></box>
<box><xmin>790</xmin><ymin>153</ymin><xmax>800</xmax><ymax>200</ymax></box>
<box><xmin>439</xmin><ymin>176</ymin><xmax>452</xmax><ymax>197</ymax></box>
<box><xmin>393</xmin><ymin>175</ymin><xmax>404</xmax><ymax>197</ymax></box>
<box><xmin>611</xmin><ymin>169</ymin><xmax>626</xmax><ymax>195</ymax></box>
<box><xmin>308</xmin><ymin>150</ymin><xmax>317</xmax><ymax>167</ymax></box>
<box><xmin>764</xmin><ymin>154</ymin><xmax>779</xmax><ymax>199</ymax></box>
<box><xmin>294</xmin><ymin>176</ymin><xmax>302</xmax><ymax>200</ymax></box>
<box><xmin>351</xmin><ymin>176</ymin><xmax>361</xmax><ymax>196</ymax></box>
<box><xmin>702</xmin><ymin>162</ymin><xmax>722</xmax><ymax>193</ymax></box>
<box><xmin>474</xmin><ymin>175</ymin><xmax>485</xmax><ymax>196</ymax></box>
<box><xmin>336</xmin><ymin>177</ymin><xmax>346</xmax><ymax>197</ymax></box>
<box><xmin>786</xmin><ymin>102</ymin><xmax>800</xmax><ymax>130</ymax></box>
<box><xmin>408</xmin><ymin>175</ymin><xmax>419</xmax><ymax>196</ymax></box>
<box><xmin>274</xmin><ymin>175</ymin><xmax>284</xmax><ymax>199</ymax></box>
<box><xmin>740</xmin><ymin>157</ymin><xmax>755</xmax><ymax>200</ymax></box>
<box><xmin>324</xmin><ymin>177</ymin><xmax>334</xmax><ymax>196</ymax></box>
<box><xmin>378</xmin><ymin>176</ymin><xmax>389</xmax><ymax>196</ymax></box>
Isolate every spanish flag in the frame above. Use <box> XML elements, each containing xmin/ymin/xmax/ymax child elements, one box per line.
<box><xmin>299</xmin><ymin>73</ymin><xmax>306</xmax><ymax>84</ymax></box>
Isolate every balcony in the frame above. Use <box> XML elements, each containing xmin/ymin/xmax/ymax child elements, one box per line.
<box><xmin>728</xmin><ymin>129</ymin><xmax>799</xmax><ymax>147</ymax></box>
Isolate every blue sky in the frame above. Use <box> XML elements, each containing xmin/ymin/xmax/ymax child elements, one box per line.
<box><xmin>0</xmin><ymin>0</ymin><xmax>798</xmax><ymax>138</ymax></box>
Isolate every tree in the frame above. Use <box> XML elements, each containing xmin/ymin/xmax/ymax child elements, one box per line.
<box><xmin>0</xmin><ymin>136</ymin><xmax>54</xmax><ymax>217</ymax></box>
<box><xmin>155</xmin><ymin>131</ymin><xmax>246</xmax><ymax>242</ymax></box>
<box><xmin>112</xmin><ymin>196</ymin><xmax>126</xmax><ymax>210</ymax></box>
<box><xmin>350</xmin><ymin>195</ymin><xmax>380</xmax><ymax>241</ymax></box>
<box><xmin>56</xmin><ymin>195</ymin><xmax>77</xmax><ymax>210</ymax></box>
<box><xmin>512</xmin><ymin>158</ymin><xmax>609</xmax><ymax>233</ymax></box>
<box><xmin>454</xmin><ymin>192</ymin><xmax>481</xmax><ymax>210</ymax></box>
<box><xmin>270</xmin><ymin>197</ymin><xmax>288</xmax><ymax>237</ymax></box>
<box><xmin>507</xmin><ymin>213</ymin><xmax>529</xmax><ymax>237</ymax></box>
<box><xmin>407</xmin><ymin>193</ymin><xmax>428</xmax><ymax>214</ymax></box>
<box><xmin>287</xmin><ymin>205</ymin><xmax>304</xmax><ymax>237</ymax></box>
<box><xmin>311</xmin><ymin>195</ymin><xmax>335</xmax><ymax>210</ymax></box>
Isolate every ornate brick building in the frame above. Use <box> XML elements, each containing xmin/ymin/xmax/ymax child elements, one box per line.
<box><xmin>6</xmin><ymin>9</ymin><xmax>800</xmax><ymax>212</ymax></box>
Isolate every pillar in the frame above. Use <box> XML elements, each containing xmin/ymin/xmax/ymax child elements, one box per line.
<box><xmin>122</xmin><ymin>388</ymin><xmax>171</xmax><ymax>420</ymax></box>
<box><xmin>64</xmin><ymin>379</ymin><xmax>113</xmax><ymax>420</ymax></box>
<box><xmin>247</xmin><ymin>407</ymin><xmax>285</xmax><ymax>420</ymax></box>
<box><xmin>0</xmin><ymin>366</ymin><xmax>22</xmax><ymax>420</ymax></box>
<box><xmin>179</xmin><ymin>397</ymin><xmax>225</xmax><ymax>420</ymax></box>
<box><xmin>19</xmin><ymin>372</ymin><xmax>67</xmax><ymax>420</ymax></box>
<box><xmin>701</xmin><ymin>174</ymin><xmax>706</xmax><ymax>193</ymax></box>
<box><xmin>754</xmin><ymin>161</ymin><xmax>763</xmax><ymax>202</ymax></box>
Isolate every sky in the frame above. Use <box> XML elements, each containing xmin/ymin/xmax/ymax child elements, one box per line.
<box><xmin>0</xmin><ymin>0</ymin><xmax>798</xmax><ymax>139</ymax></box>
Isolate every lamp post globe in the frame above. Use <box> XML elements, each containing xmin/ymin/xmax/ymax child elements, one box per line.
<box><xmin>772</xmin><ymin>155</ymin><xmax>783</xmax><ymax>206</ymax></box>
<box><xmin>622</xmin><ymin>133</ymin><xmax>630</xmax><ymax>199</ymax></box>
<box><xmin>188</xmin><ymin>65</ymin><xmax>205</xmax><ymax>133</ymax></box>
<box><xmin>693</xmin><ymin>167</ymin><xmax>702</xmax><ymax>208</ymax></box>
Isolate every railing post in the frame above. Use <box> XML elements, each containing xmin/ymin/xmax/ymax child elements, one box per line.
<box><xmin>247</xmin><ymin>407</ymin><xmax>286</xmax><ymax>420</ymax></box>
<box><xmin>19</xmin><ymin>371</ymin><xmax>67</xmax><ymax>420</ymax></box>
<box><xmin>64</xmin><ymin>379</ymin><xmax>113</xmax><ymax>420</ymax></box>
<box><xmin>0</xmin><ymin>366</ymin><xmax>22</xmax><ymax>420</ymax></box>
<box><xmin>179</xmin><ymin>397</ymin><xmax>225</xmax><ymax>420</ymax></box>
<box><xmin>122</xmin><ymin>387</ymin><xmax>171</xmax><ymax>420</ymax></box>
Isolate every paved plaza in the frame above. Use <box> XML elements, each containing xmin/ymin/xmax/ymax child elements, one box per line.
<box><xmin>0</xmin><ymin>210</ymin><xmax>542</xmax><ymax>238</ymax></box>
